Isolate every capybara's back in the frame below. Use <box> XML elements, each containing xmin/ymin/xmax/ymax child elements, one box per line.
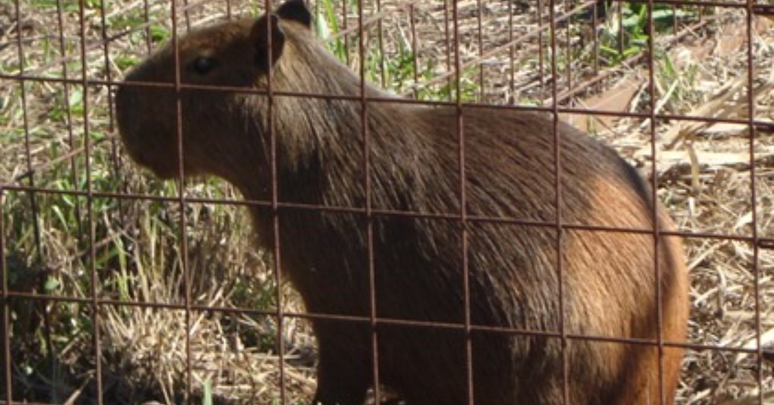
<box><xmin>115</xmin><ymin>1</ymin><xmax>689</xmax><ymax>404</ymax></box>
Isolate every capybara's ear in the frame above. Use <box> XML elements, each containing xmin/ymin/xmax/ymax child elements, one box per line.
<box><xmin>251</xmin><ymin>14</ymin><xmax>285</xmax><ymax>71</ymax></box>
<box><xmin>276</xmin><ymin>0</ymin><xmax>312</xmax><ymax>28</ymax></box>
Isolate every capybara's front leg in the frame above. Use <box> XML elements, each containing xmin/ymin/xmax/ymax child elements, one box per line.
<box><xmin>311</xmin><ymin>324</ymin><xmax>371</xmax><ymax>405</ymax></box>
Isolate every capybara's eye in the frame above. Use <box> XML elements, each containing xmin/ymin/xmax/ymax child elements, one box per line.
<box><xmin>191</xmin><ymin>56</ymin><xmax>217</xmax><ymax>75</ymax></box>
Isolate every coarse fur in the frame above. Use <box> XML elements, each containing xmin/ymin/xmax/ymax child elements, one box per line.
<box><xmin>115</xmin><ymin>1</ymin><xmax>690</xmax><ymax>404</ymax></box>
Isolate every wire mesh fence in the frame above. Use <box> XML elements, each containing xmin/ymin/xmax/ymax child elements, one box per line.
<box><xmin>1</xmin><ymin>0</ymin><xmax>773</xmax><ymax>404</ymax></box>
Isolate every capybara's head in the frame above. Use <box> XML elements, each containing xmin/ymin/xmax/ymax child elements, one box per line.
<box><xmin>115</xmin><ymin>0</ymin><xmax>311</xmax><ymax>181</ymax></box>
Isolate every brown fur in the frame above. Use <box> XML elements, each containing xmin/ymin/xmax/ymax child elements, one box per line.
<box><xmin>115</xmin><ymin>1</ymin><xmax>689</xmax><ymax>404</ymax></box>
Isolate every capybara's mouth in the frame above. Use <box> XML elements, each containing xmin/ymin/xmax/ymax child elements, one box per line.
<box><xmin>116</xmin><ymin>84</ymin><xmax>180</xmax><ymax>179</ymax></box>
<box><xmin>128</xmin><ymin>145</ymin><xmax>179</xmax><ymax>179</ymax></box>
<box><xmin>115</xmin><ymin>134</ymin><xmax>171</xmax><ymax>178</ymax></box>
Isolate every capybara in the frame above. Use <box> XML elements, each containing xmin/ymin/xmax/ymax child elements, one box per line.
<box><xmin>115</xmin><ymin>1</ymin><xmax>689</xmax><ymax>404</ymax></box>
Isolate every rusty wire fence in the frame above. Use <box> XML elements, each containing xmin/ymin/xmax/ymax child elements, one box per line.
<box><xmin>1</xmin><ymin>0</ymin><xmax>773</xmax><ymax>404</ymax></box>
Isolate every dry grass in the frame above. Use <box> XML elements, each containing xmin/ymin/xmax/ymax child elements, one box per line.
<box><xmin>1</xmin><ymin>0</ymin><xmax>772</xmax><ymax>404</ymax></box>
